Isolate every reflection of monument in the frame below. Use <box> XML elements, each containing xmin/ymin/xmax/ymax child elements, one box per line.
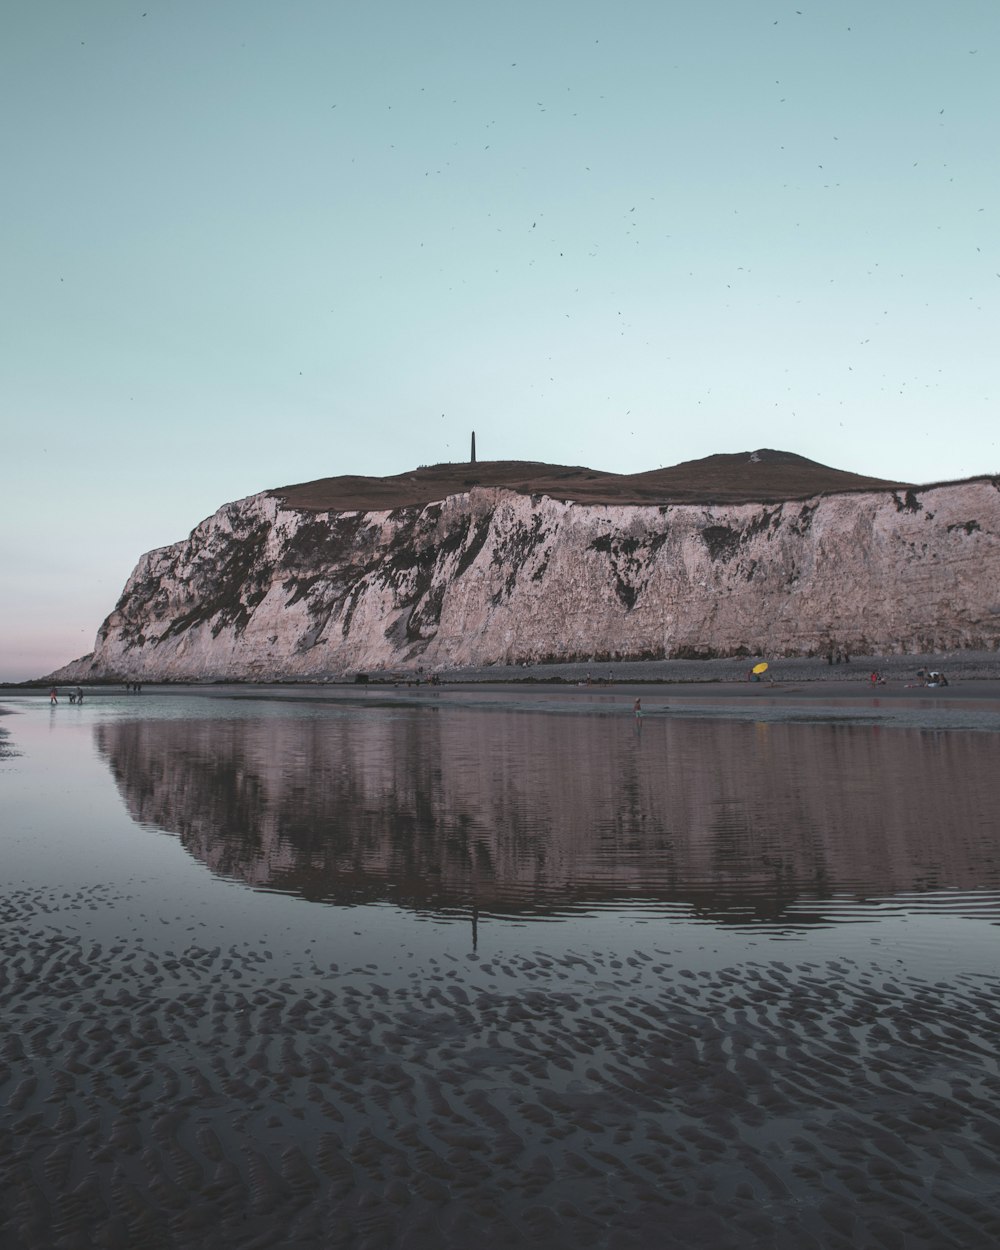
<box><xmin>94</xmin><ymin>710</ymin><xmax>1000</xmax><ymax>926</ymax></box>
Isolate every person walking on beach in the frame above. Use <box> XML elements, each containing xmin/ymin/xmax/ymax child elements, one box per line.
<box><xmin>75</xmin><ymin>686</ymin><xmax>84</xmax><ymax>703</ymax></box>
<box><xmin>49</xmin><ymin>687</ymin><xmax>58</xmax><ymax>704</ymax></box>
<box><xmin>633</xmin><ymin>697</ymin><xmax>642</xmax><ymax>717</ymax></box>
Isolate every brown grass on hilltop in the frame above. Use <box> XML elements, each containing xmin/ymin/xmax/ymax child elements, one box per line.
<box><xmin>271</xmin><ymin>448</ymin><xmax>914</xmax><ymax>513</ymax></box>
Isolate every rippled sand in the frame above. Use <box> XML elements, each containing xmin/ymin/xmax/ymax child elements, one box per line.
<box><xmin>3</xmin><ymin>885</ymin><xmax>1000</xmax><ymax>1249</ymax></box>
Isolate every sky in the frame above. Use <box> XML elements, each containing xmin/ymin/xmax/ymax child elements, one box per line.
<box><xmin>2</xmin><ymin>0</ymin><xmax>997</xmax><ymax>681</ymax></box>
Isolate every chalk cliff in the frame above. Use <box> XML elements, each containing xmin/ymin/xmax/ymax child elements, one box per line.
<box><xmin>53</xmin><ymin>452</ymin><xmax>1000</xmax><ymax>680</ymax></box>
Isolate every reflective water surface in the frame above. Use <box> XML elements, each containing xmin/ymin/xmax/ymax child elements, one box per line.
<box><xmin>93</xmin><ymin>698</ymin><xmax>1000</xmax><ymax>932</ymax></box>
<box><xmin>2</xmin><ymin>691</ymin><xmax>1000</xmax><ymax>1250</ymax></box>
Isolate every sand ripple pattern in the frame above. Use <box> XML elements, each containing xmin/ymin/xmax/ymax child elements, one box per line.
<box><xmin>2</xmin><ymin>889</ymin><xmax>1000</xmax><ymax>1249</ymax></box>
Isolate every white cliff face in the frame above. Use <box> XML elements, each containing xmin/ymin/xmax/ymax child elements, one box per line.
<box><xmin>56</xmin><ymin>479</ymin><xmax>1000</xmax><ymax>679</ymax></box>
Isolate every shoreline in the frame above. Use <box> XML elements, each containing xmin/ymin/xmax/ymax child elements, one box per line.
<box><xmin>15</xmin><ymin>647</ymin><xmax>1000</xmax><ymax>692</ymax></box>
<box><xmin>7</xmin><ymin>650</ymin><xmax>1000</xmax><ymax>700</ymax></box>
<box><xmin>6</xmin><ymin>674</ymin><xmax>1000</xmax><ymax>737</ymax></box>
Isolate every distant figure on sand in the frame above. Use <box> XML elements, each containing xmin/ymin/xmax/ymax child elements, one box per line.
<box><xmin>633</xmin><ymin>698</ymin><xmax>642</xmax><ymax>717</ymax></box>
<box><xmin>49</xmin><ymin>687</ymin><xmax>58</xmax><ymax>704</ymax></box>
<box><xmin>76</xmin><ymin>686</ymin><xmax>84</xmax><ymax>703</ymax></box>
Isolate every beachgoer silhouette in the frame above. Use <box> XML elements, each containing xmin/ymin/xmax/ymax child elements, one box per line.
<box><xmin>633</xmin><ymin>697</ymin><xmax>642</xmax><ymax>717</ymax></box>
<box><xmin>76</xmin><ymin>687</ymin><xmax>84</xmax><ymax>703</ymax></box>
<box><xmin>49</xmin><ymin>687</ymin><xmax>58</xmax><ymax>704</ymax></box>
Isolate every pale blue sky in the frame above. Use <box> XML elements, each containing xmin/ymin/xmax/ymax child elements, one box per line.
<box><xmin>2</xmin><ymin>1</ymin><xmax>997</xmax><ymax>679</ymax></box>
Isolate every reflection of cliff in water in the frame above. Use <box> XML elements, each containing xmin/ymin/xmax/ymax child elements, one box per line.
<box><xmin>94</xmin><ymin>709</ymin><xmax>1000</xmax><ymax>926</ymax></box>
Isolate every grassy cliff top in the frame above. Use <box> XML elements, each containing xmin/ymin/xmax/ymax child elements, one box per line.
<box><xmin>272</xmin><ymin>449</ymin><xmax>914</xmax><ymax>512</ymax></box>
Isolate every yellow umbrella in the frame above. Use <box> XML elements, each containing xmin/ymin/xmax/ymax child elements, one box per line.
<box><xmin>752</xmin><ymin>662</ymin><xmax>769</xmax><ymax>674</ymax></box>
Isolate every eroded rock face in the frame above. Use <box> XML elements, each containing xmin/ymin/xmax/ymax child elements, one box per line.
<box><xmin>54</xmin><ymin>478</ymin><xmax>1000</xmax><ymax>679</ymax></box>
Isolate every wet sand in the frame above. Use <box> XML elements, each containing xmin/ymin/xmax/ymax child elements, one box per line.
<box><xmin>116</xmin><ymin>672</ymin><xmax>1000</xmax><ymax>736</ymax></box>
<box><xmin>16</xmin><ymin>647</ymin><xmax>1000</xmax><ymax>716</ymax></box>
<box><xmin>3</xmin><ymin>680</ymin><xmax>1000</xmax><ymax>1247</ymax></box>
<box><xmin>16</xmin><ymin>673</ymin><xmax>1000</xmax><ymax>718</ymax></box>
<box><xmin>3</xmin><ymin>880</ymin><xmax>1000</xmax><ymax>1249</ymax></box>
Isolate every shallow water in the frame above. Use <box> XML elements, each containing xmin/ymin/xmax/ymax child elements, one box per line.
<box><xmin>2</xmin><ymin>692</ymin><xmax>1000</xmax><ymax>1248</ymax></box>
